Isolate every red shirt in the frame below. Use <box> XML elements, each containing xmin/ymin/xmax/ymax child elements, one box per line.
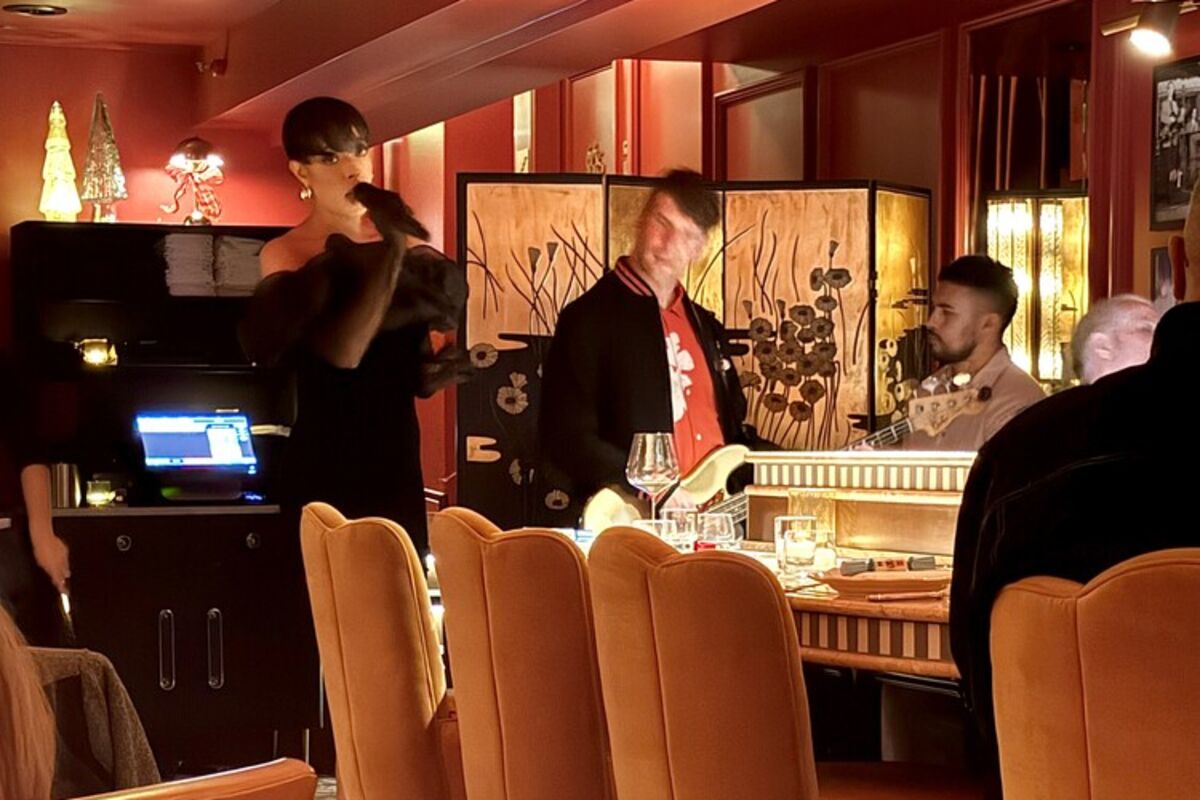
<box><xmin>615</xmin><ymin>257</ymin><xmax>724</xmax><ymax>476</ymax></box>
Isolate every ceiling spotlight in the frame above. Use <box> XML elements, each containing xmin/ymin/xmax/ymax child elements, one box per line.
<box><xmin>1131</xmin><ymin>1</ymin><xmax>1181</xmax><ymax>57</ymax></box>
<box><xmin>1</xmin><ymin>4</ymin><xmax>67</xmax><ymax>16</ymax></box>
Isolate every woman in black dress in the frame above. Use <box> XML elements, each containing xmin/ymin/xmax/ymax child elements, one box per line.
<box><xmin>240</xmin><ymin>97</ymin><xmax>466</xmax><ymax>554</ymax></box>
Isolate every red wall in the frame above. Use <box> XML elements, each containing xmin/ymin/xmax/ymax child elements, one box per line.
<box><xmin>818</xmin><ymin>36</ymin><xmax>943</xmax><ymax>252</ymax></box>
<box><xmin>567</xmin><ymin>66</ymin><xmax>616</xmax><ymax>173</ymax></box>
<box><xmin>420</xmin><ymin>97</ymin><xmax>514</xmax><ymax>500</ymax></box>
<box><xmin>638</xmin><ymin>61</ymin><xmax>704</xmax><ymax>175</ymax></box>
<box><xmin>1089</xmin><ymin>0</ymin><xmax>1200</xmax><ymax>299</ymax></box>
<box><xmin>721</xmin><ymin>77</ymin><xmax>807</xmax><ymax>181</ymax></box>
<box><xmin>0</xmin><ymin>44</ymin><xmax>305</xmax><ymax>348</ymax></box>
<box><xmin>381</xmin><ymin>124</ymin><xmax>453</xmax><ymax>497</ymax></box>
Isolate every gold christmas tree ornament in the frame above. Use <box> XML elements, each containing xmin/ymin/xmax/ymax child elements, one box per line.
<box><xmin>39</xmin><ymin>100</ymin><xmax>82</xmax><ymax>222</ymax></box>
<box><xmin>80</xmin><ymin>93</ymin><xmax>128</xmax><ymax>222</ymax></box>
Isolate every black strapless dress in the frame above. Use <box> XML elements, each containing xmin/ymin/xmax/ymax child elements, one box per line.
<box><xmin>281</xmin><ymin>322</ymin><xmax>429</xmax><ymax>553</ymax></box>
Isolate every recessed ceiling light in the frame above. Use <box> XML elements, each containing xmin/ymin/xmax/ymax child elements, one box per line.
<box><xmin>2</xmin><ymin>4</ymin><xmax>68</xmax><ymax>16</ymax></box>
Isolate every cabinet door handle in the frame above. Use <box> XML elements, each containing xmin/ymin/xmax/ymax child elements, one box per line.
<box><xmin>206</xmin><ymin>608</ymin><xmax>225</xmax><ymax>689</ymax></box>
<box><xmin>158</xmin><ymin>610</ymin><xmax>176</xmax><ymax>691</ymax></box>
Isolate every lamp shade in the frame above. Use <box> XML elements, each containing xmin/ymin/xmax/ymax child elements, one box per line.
<box><xmin>1132</xmin><ymin>1</ymin><xmax>1179</xmax><ymax>57</ymax></box>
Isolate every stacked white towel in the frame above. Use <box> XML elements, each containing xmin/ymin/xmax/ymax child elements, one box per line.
<box><xmin>215</xmin><ymin>236</ymin><xmax>265</xmax><ymax>296</ymax></box>
<box><xmin>162</xmin><ymin>233</ymin><xmax>216</xmax><ymax>296</ymax></box>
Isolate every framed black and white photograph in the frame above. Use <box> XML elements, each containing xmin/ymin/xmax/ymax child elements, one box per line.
<box><xmin>1151</xmin><ymin>246</ymin><xmax>1174</xmax><ymax>306</ymax></box>
<box><xmin>1153</xmin><ymin>57</ymin><xmax>1200</xmax><ymax>229</ymax></box>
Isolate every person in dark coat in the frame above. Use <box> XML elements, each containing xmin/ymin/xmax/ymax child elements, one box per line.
<box><xmin>951</xmin><ymin>301</ymin><xmax>1200</xmax><ymax>795</ymax></box>
<box><xmin>539</xmin><ymin>169</ymin><xmax>758</xmax><ymax>518</ymax></box>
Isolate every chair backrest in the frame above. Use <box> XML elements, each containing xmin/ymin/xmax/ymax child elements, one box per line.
<box><xmin>991</xmin><ymin>548</ymin><xmax>1200</xmax><ymax>800</ymax></box>
<box><xmin>588</xmin><ymin>527</ymin><xmax>819</xmax><ymax>800</ymax></box>
<box><xmin>429</xmin><ymin>507</ymin><xmax>613</xmax><ymax>800</ymax></box>
<box><xmin>300</xmin><ymin>502</ymin><xmax>461</xmax><ymax>800</ymax></box>
<box><xmin>71</xmin><ymin>758</ymin><xmax>315</xmax><ymax>799</ymax></box>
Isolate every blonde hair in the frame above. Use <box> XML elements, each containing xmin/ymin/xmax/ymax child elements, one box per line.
<box><xmin>0</xmin><ymin>605</ymin><xmax>56</xmax><ymax>800</ymax></box>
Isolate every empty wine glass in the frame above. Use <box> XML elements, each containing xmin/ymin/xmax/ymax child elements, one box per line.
<box><xmin>626</xmin><ymin>432</ymin><xmax>680</xmax><ymax>520</ymax></box>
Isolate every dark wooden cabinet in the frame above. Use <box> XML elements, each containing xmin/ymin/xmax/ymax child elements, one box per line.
<box><xmin>12</xmin><ymin>217</ymin><xmax>318</xmax><ymax>771</ymax></box>
<box><xmin>54</xmin><ymin>506</ymin><xmax>320</xmax><ymax>768</ymax></box>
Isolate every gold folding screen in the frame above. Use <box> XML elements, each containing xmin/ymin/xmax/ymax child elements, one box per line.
<box><xmin>458</xmin><ymin>176</ymin><xmax>931</xmax><ymax>528</ymax></box>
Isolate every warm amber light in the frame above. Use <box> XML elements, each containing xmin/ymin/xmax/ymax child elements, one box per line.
<box><xmin>1132</xmin><ymin>27</ymin><xmax>1173</xmax><ymax>56</ymax></box>
<box><xmin>1130</xmin><ymin>2</ymin><xmax>1179</xmax><ymax>57</ymax></box>
<box><xmin>77</xmin><ymin>338</ymin><xmax>117</xmax><ymax>367</ymax></box>
<box><xmin>986</xmin><ymin>196</ymin><xmax>1088</xmax><ymax>383</ymax></box>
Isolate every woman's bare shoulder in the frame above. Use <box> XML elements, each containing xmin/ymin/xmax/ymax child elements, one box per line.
<box><xmin>259</xmin><ymin>231</ymin><xmax>312</xmax><ymax>278</ymax></box>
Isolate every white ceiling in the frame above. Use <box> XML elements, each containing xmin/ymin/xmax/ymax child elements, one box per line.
<box><xmin>0</xmin><ymin>0</ymin><xmax>283</xmax><ymax>49</ymax></box>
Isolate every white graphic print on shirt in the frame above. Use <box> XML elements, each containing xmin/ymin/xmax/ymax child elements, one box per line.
<box><xmin>664</xmin><ymin>332</ymin><xmax>695</xmax><ymax>423</ymax></box>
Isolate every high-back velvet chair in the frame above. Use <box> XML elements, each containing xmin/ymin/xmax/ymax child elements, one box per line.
<box><xmin>300</xmin><ymin>502</ymin><xmax>464</xmax><ymax>800</ymax></box>
<box><xmin>429</xmin><ymin>507</ymin><xmax>613</xmax><ymax>800</ymax></box>
<box><xmin>991</xmin><ymin>548</ymin><xmax>1200</xmax><ymax>800</ymax></box>
<box><xmin>588</xmin><ymin>527</ymin><xmax>980</xmax><ymax>800</ymax></box>
<box><xmin>71</xmin><ymin>759</ymin><xmax>315</xmax><ymax>800</ymax></box>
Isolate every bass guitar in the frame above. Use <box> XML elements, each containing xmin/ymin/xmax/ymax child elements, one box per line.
<box><xmin>579</xmin><ymin>370</ymin><xmax>990</xmax><ymax>532</ymax></box>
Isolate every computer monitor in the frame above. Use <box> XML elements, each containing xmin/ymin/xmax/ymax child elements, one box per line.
<box><xmin>135</xmin><ymin>413</ymin><xmax>258</xmax><ymax>474</ymax></box>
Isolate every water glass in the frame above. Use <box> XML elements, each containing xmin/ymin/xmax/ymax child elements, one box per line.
<box><xmin>786</xmin><ymin>488</ymin><xmax>836</xmax><ymax>534</ymax></box>
<box><xmin>812</xmin><ymin>531</ymin><xmax>838</xmax><ymax>573</ymax></box>
<box><xmin>632</xmin><ymin>518</ymin><xmax>678</xmax><ymax>539</ymax></box>
<box><xmin>774</xmin><ymin>515</ymin><xmax>816</xmax><ymax>577</ymax></box>
<box><xmin>662</xmin><ymin>508</ymin><xmax>697</xmax><ymax>537</ymax></box>
<box><xmin>633</xmin><ymin>518</ymin><xmax>695</xmax><ymax>552</ymax></box>
<box><xmin>85</xmin><ymin>479</ymin><xmax>116</xmax><ymax>508</ymax></box>
<box><xmin>696</xmin><ymin>512</ymin><xmax>740</xmax><ymax>551</ymax></box>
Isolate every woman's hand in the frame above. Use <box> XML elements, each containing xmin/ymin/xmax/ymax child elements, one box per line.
<box><xmin>31</xmin><ymin>530</ymin><xmax>70</xmax><ymax>593</ymax></box>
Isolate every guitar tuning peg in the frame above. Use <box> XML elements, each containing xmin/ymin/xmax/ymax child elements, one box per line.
<box><xmin>951</xmin><ymin>373</ymin><xmax>971</xmax><ymax>388</ymax></box>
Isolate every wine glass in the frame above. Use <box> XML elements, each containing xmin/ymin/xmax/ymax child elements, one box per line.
<box><xmin>626</xmin><ymin>432</ymin><xmax>680</xmax><ymax>520</ymax></box>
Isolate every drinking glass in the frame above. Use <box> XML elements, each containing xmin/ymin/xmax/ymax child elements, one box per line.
<box><xmin>812</xmin><ymin>530</ymin><xmax>838</xmax><ymax>573</ymax></box>
<box><xmin>632</xmin><ymin>518</ymin><xmax>678</xmax><ymax>539</ymax></box>
<box><xmin>662</xmin><ymin>508</ymin><xmax>697</xmax><ymax>537</ymax></box>
<box><xmin>786</xmin><ymin>488</ymin><xmax>836</xmax><ymax>538</ymax></box>
<box><xmin>696</xmin><ymin>512</ymin><xmax>740</xmax><ymax>551</ymax></box>
<box><xmin>774</xmin><ymin>515</ymin><xmax>816</xmax><ymax>578</ymax></box>
<box><xmin>85</xmin><ymin>479</ymin><xmax>116</xmax><ymax>508</ymax></box>
<box><xmin>626</xmin><ymin>432</ymin><xmax>680</xmax><ymax>520</ymax></box>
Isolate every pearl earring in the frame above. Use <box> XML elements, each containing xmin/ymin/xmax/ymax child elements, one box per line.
<box><xmin>299</xmin><ymin>185</ymin><xmax>313</xmax><ymax>201</ymax></box>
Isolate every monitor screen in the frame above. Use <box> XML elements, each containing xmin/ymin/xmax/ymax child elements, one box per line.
<box><xmin>136</xmin><ymin>413</ymin><xmax>258</xmax><ymax>474</ymax></box>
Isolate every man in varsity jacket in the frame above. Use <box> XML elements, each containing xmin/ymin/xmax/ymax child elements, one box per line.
<box><xmin>538</xmin><ymin>169</ymin><xmax>758</xmax><ymax>521</ymax></box>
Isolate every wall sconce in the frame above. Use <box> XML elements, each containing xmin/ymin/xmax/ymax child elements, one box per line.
<box><xmin>77</xmin><ymin>338</ymin><xmax>118</xmax><ymax>367</ymax></box>
<box><xmin>161</xmin><ymin>137</ymin><xmax>224</xmax><ymax>225</ymax></box>
<box><xmin>985</xmin><ymin>194</ymin><xmax>1089</xmax><ymax>384</ymax></box>
<box><xmin>1102</xmin><ymin>1</ymin><xmax>1194</xmax><ymax>57</ymax></box>
<box><xmin>1133</xmin><ymin>1</ymin><xmax>1180</xmax><ymax>56</ymax></box>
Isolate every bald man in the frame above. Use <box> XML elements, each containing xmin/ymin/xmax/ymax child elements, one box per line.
<box><xmin>1070</xmin><ymin>294</ymin><xmax>1160</xmax><ymax>385</ymax></box>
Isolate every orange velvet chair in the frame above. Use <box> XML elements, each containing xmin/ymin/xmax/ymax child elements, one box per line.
<box><xmin>990</xmin><ymin>548</ymin><xmax>1200</xmax><ymax>800</ymax></box>
<box><xmin>428</xmin><ymin>507</ymin><xmax>614</xmax><ymax>800</ymax></box>
<box><xmin>299</xmin><ymin>502</ymin><xmax>465</xmax><ymax>800</ymax></box>
<box><xmin>588</xmin><ymin>527</ymin><xmax>980</xmax><ymax>800</ymax></box>
<box><xmin>71</xmin><ymin>758</ymin><xmax>315</xmax><ymax>799</ymax></box>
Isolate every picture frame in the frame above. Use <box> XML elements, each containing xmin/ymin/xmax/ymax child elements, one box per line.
<box><xmin>1151</xmin><ymin>55</ymin><xmax>1200</xmax><ymax>229</ymax></box>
